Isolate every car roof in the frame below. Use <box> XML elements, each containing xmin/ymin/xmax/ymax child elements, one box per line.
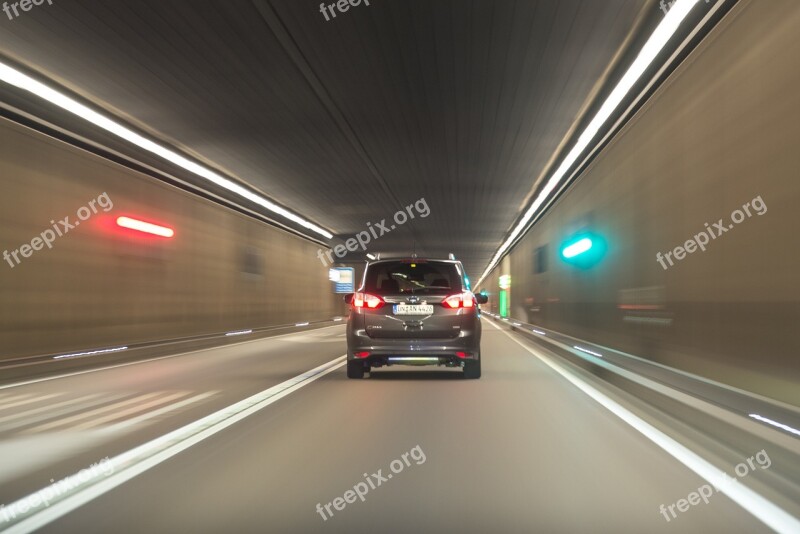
<box><xmin>366</xmin><ymin>258</ymin><xmax>460</xmax><ymax>265</ymax></box>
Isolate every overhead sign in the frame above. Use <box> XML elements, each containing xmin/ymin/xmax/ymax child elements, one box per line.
<box><xmin>332</xmin><ymin>267</ymin><xmax>355</xmax><ymax>293</ymax></box>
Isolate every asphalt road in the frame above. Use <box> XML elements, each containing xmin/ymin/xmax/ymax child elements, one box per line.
<box><xmin>0</xmin><ymin>320</ymin><xmax>788</xmax><ymax>533</ymax></box>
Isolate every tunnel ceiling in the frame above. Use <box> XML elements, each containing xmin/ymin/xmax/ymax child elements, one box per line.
<box><xmin>0</xmin><ymin>0</ymin><xmax>650</xmax><ymax>278</ymax></box>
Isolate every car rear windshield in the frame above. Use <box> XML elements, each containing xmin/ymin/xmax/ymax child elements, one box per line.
<box><xmin>364</xmin><ymin>261</ymin><xmax>463</xmax><ymax>295</ymax></box>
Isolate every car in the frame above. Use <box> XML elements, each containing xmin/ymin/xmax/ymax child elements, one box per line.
<box><xmin>344</xmin><ymin>257</ymin><xmax>488</xmax><ymax>379</ymax></box>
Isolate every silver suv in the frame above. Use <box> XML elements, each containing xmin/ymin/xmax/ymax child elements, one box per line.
<box><xmin>344</xmin><ymin>258</ymin><xmax>487</xmax><ymax>379</ymax></box>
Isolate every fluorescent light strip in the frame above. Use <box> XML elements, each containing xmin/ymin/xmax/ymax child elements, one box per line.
<box><xmin>52</xmin><ymin>346</ymin><xmax>128</xmax><ymax>360</ymax></box>
<box><xmin>476</xmin><ymin>0</ymin><xmax>700</xmax><ymax>287</ymax></box>
<box><xmin>749</xmin><ymin>414</ymin><xmax>800</xmax><ymax>438</ymax></box>
<box><xmin>295</xmin><ymin>322</ymin><xmax>310</xmax><ymax>327</ymax></box>
<box><xmin>116</xmin><ymin>216</ymin><xmax>174</xmax><ymax>238</ymax></box>
<box><xmin>0</xmin><ymin>63</ymin><xmax>333</xmax><ymax>240</ymax></box>
<box><xmin>487</xmin><ymin>320</ymin><xmax>800</xmax><ymax>533</ymax></box>
<box><xmin>533</xmin><ymin>329</ymin><xmax>546</xmax><ymax>336</ymax></box>
<box><xmin>225</xmin><ymin>329</ymin><xmax>252</xmax><ymax>337</ymax></box>
<box><xmin>366</xmin><ymin>253</ymin><xmax>376</xmax><ymax>260</ymax></box>
<box><xmin>573</xmin><ymin>345</ymin><xmax>603</xmax><ymax>358</ymax></box>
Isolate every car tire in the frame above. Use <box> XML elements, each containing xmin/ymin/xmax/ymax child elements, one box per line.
<box><xmin>463</xmin><ymin>357</ymin><xmax>481</xmax><ymax>379</ymax></box>
<box><xmin>347</xmin><ymin>360</ymin><xmax>366</xmax><ymax>379</ymax></box>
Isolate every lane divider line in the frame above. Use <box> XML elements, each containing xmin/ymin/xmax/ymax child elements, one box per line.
<box><xmin>0</xmin><ymin>356</ymin><xmax>346</xmax><ymax>534</ymax></box>
<box><xmin>486</xmin><ymin>319</ymin><xmax>800</xmax><ymax>533</ymax></box>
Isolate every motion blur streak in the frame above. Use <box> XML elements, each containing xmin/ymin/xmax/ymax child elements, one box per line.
<box><xmin>0</xmin><ymin>356</ymin><xmax>346</xmax><ymax>533</ymax></box>
<box><xmin>748</xmin><ymin>414</ymin><xmax>800</xmax><ymax>438</ymax></box>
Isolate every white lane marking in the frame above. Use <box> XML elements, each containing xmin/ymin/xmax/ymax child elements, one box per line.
<box><xmin>24</xmin><ymin>393</ymin><xmax>163</xmax><ymax>434</ymax></box>
<box><xmin>486</xmin><ymin>320</ymin><xmax>800</xmax><ymax>534</ymax></box>
<box><xmin>70</xmin><ymin>392</ymin><xmax>190</xmax><ymax>431</ymax></box>
<box><xmin>102</xmin><ymin>392</ymin><xmax>218</xmax><ymax>433</ymax></box>
<box><xmin>0</xmin><ymin>394</ymin><xmax>61</xmax><ymax>412</ymax></box>
<box><xmin>0</xmin><ymin>324</ymin><xmax>345</xmax><ymax>392</ymax></box>
<box><xmin>1</xmin><ymin>356</ymin><xmax>346</xmax><ymax>533</ymax></box>
<box><xmin>0</xmin><ymin>394</ymin><xmax>103</xmax><ymax>426</ymax></box>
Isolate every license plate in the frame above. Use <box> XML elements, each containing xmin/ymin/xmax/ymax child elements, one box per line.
<box><xmin>393</xmin><ymin>304</ymin><xmax>434</xmax><ymax>316</ymax></box>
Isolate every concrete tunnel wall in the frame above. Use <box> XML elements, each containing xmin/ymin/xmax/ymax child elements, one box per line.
<box><xmin>480</xmin><ymin>0</ymin><xmax>800</xmax><ymax>405</ymax></box>
<box><xmin>0</xmin><ymin>116</ymin><xmax>343</xmax><ymax>360</ymax></box>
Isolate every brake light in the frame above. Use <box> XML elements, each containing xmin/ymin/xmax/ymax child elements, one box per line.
<box><xmin>352</xmin><ymin>292</ymin><xmax>384</xmax><ymax>309</ymax></box>
<box><xmin>442</xmin><ymin>292</ymin><xmax>475</xmax><ymax>309</ymax></box>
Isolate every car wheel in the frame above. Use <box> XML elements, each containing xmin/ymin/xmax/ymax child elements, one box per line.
<box><xmin>463</xmin><ymin>357</ymin><xmax>481</xmax><ymax>379</ymax></box>
<box><xmin>347</xmin><ymin>360</ymin><xmax>366</xmax><ymax>379</ymax></box>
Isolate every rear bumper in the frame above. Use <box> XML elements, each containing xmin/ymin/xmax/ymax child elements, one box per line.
<box><xmin>346</xmin><ymin>320</ymin><xmax>481</xmax><ymax>367</ymax></box>
<box><xmin>352</xmin><ymin>352</ymin><xmax>477</xmax><ymax>368</ymax></box>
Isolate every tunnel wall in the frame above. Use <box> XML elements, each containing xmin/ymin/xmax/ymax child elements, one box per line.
<box><xmin>0</xmin><ymin>117</ymin><xmax>343</xmax><ymax>360</ymax></box>
<box><xmin>481</xmin><ymin>0</ymin><xmax>800</xmax><ymax>405</ymax></box>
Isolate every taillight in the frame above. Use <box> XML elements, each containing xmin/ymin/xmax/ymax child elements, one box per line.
<box><xmin>352</xmin><ymin>292</ymin><xmax>385</xmax><ymax>309</ymax></box>
<box><xmin>442</xmin><ymin>292</ymin><xmax>475</xmax><ymax>309</ymax></box>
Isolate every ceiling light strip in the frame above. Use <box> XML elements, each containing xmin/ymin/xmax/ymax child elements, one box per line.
<box><xmin>0</xmin><ymin>62</ymin><xmax>333</xmax><ymax>240</ymax></box>
<box><xmin>476</xmin><ymin>0</ymin><xmax>701</xmax><ymax>287</ymax></box>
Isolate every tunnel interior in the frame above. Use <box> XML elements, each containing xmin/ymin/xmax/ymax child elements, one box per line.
<box><xmin>1</xmin><ymin>1</ymin><xmax>799</xmax><ymax>533</ymax></box>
